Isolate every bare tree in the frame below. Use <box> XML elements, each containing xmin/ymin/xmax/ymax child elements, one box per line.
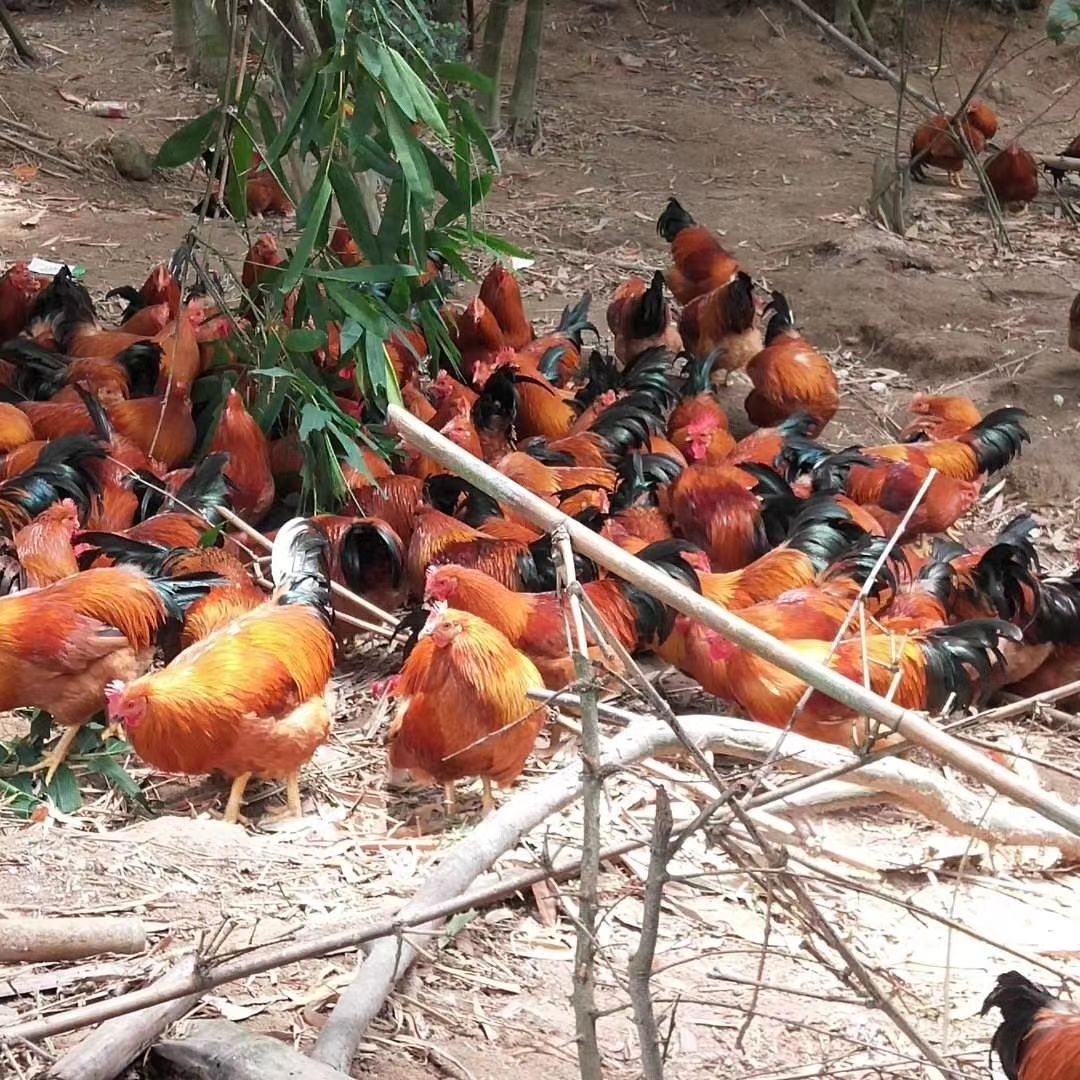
<box><xmin>508</xmin><ymin>0</ymin><xmax>545</xmax><ymax>143</ymax></box>
<box><xmin>476</xmin><ymin>0</ymin><xmax>514</xmax><ymax>129</ymax></box>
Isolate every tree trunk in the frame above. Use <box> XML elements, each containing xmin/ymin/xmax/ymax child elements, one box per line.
<box><xmin>476</xmin><ymin>0</ymin><xmax>513</xmax><ymax>130</ymax></box>
<box><xmin>171</xmin><ymin>0</ymin><xmax>196</xmax><ymax>65</ymax></box>
<box><xmin>508</xmin><ymin>0</ymin><xmax>545</xmax><ymax>144</ymax></box>
<box><xmin>0</xmin><ymin>0</ymin><xmax>39</xmax><ymax>64</ymax></box>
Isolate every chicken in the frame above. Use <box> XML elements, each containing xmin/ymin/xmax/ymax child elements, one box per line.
<box><xmin>106</xmin><ymin>519</ymin><xmax>335</xmax><ymax>823</ymax></box>
<box><xmin>474</xmin><ymin>352</ymin><xmax>578</xmax><ymax>440</ymax></box>
<box><xmin>425</xmin><ymin>540</ymin><xmax>700</xmax><ymax>688</ymax></box>
<box><xmin>0</xmin><ymin>402</ymin><xmax>35</xmax><ymax>453</ymax></box>
<box><xmin>966</xmin><ymin>101</ymin><xmax>999</xmax><ymax>140</ymax></box>
<box><xmin>899</xmin><ymin>393</ymin><xmax>982</xmax><ymax>442</ymax></box>
<box><xmin>331</xmin><ymin>219</ymin><xmax>363</xmax><ymax>267</ymax></box>
<box><xmin>107</xmin><ymin>264</ymin><xmax>182</xmax><ymax>336</ymax></box>
<box><xmin>728</xmin><ymin>413</ymin><xmax>818</xmax><ymax>470</ymax></box>
<box><xmin>12</xmin><ymin>498</ymin><xmax>80</xmax><ymax>587</ymax></box>
<box><xmin>244</xmin><ymin>153</ymin><xmax>294</xmax><ymax>217</ymax></box>
<box><xmin>478</xmin><ymin>263</ymin><xmax>533</xmax><ymax>350</ymax></box>
<box><xmin>312</xmin><ymin>513</ymin><xmax>405</xmax><ymax>614</ymax></box>
<box><xmin>0</xmin><ymin>435</ymin><xmax>103</xmax><ymax>538</ymax></box>
<box><xmin>606</xmin><ymin>272</ymin><xmax>683</xmax><ymax>366</ymax></box>
<box><xmin>208</xmin><ymin>388</ymin><xmax>274</xmax><ymax>523</ymax></box>
<box><xmin>745</xmin><ymin>293</ymin><xmax>839</xmax><ymax>437</ymax></box>
<box><xmin>982</xmin><ymin>971</ymin><xmax>1080</xmax><ymax>1080</ymax></box>
<box><xmin>678</xmin><ymin>272</ymin><xmax>762</xmax><ymax>384</ymax></box>
<box><xmin>242</xmin><ymin>235</ymin><xmax>287</xmax><ymax>298</ymax></box>
<box><xmin>986</xmin><ymin>145</ymin><xmax>1040</xmax><ymax>210</ymax></box>
<box><xmin>657</xmin><ymin>197</ymin><xmax>739</xmax><ymax>304</ymax></box>
<box><xmin>0</xmin><ymin>262</ymin><xmax>45</xmax><ymax>340</ymax></box>
<box><xmin>669</xmin><ymin>462</ymin><xmax>798</xmax><ymax>572</ymax></box>
<box><xmin>1047</xmin><ymin>133</ymin><xmax>1080</xmax><ymax>187</ymax></box>
<box><xmin>451</xmin><ymin>297</ymin><xmax>505</xmax><ymax>378</ymax></box>
<box><xmin>909</xmin><ymin>112</ymin><xmax>986</xmax><ymax>187</ymax></box>
<box><xmin>713</xmin><ymin>619</ymin><xmax>1020</xmax><ymax>746</ymax></box>
<box><xmin>2</xmin><ymin>564</ymin><xmax>212</xmax><ymax>782</ymax></box>
<box><xmin>0</xmin><ymin>340</ymin><xmax>161</xmax><ymax>403</ymax></box>
<box><xmin>386</xmin><ymin>604</ymin><xmax>548</xmax><ymax>813</ymax></box>
<box><xmin>859</xmin><ymin>406</ymin><xmax>1029</xmax><ymax>482</ymax></box>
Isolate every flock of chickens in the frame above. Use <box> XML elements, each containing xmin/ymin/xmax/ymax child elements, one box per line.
<box><xmin>0</xmin><ymin>190</ymin><xmax>1077</xmax><ymax>1071</ymax></box>
<box><xmin>910</xmin><ymin>97</ymin><xmax>1080</xmax><ymax>207</ymax></box>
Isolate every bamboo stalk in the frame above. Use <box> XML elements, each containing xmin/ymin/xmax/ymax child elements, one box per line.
<box><xmin>386</xmin><ymin>404</ymin><xmax>1080</xmax><ymax>839</ymax></box>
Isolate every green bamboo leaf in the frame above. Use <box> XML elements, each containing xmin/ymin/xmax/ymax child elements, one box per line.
<box><xmin>0</xmin><ymin>777</ymin><xmax>39</xmax><ymax>817</ymax></box>
<box><xmin>386</xmin><ymin>50</ymin><xmax>450</xmax><ymax>141</ymax></box>
<box><xmin>339</xmin><ymin>317</ymin><xmax>364</xmax><ymax>357</ymax></box>
<box><xmin>408</xmin><ymin>195</ymin><xmax>427</xmax><ymax>266</ymax></box>
<box><xmin>377</xmin><ymin>179</ymin><xmax>408</xmax><ymax>262</ymax></box>
<box><xmin>226</xmin><ymin>127</ymin><xmax>254</xmax><ymax>220</ymax></box>
<box><xmin>285</xmin><ymin>328</ymin><xmax>328</xmax><ymax>352</ymax></box>
<box><xmin>299</xmin><ymin>402</ymin><xmax>332</xmax><ymax>440</ymax></box>
<box><xmin>254</xmin><ymin>94</ymin><xmax>279</xmax><ymax>148</ymax></box>
<box><xmin>328</xmin><ymin>160</ymin><xmax>381</xmax><ymax>262</ymax></box>
<box><xmin>456</xmin><ymin>227</ymin><xmax>530</xmax><ymax>259</ymax></box>
<box><xmin>348</xmin><ymin>133</ymin><xmax>403</xmax><ymax>179</ymax></box>
<box><xmin>46</xmin><ymin>764</ymin><xmax>82</xmax><ymax>814</ymax></box>
<box><xmin>436</xmin><ymin>62</ymin><xmax>495</xmax><ymax>94</ymax></box>
<box><xmin>452</xmin><ymin>95</ymin><xmax>499</xmax><ymax>168</ymax></box>
<box><xmin>377</xmin><ymin>43</ymin><xmax>419</xmax><ymax>123</ymax></box>
<box><xmin>380</xmin><ymin>98</ymin><xmax>434</xmax><ymax>207</ymax></box>
<box><xmin>357</xmin><ymin>34</ymin><xmax>384</xmax><ymax>78</ymax></box>
<box><xmin>265</xmin><ymin>66</ymin><xmax>320</xmax><ymax>162</ymax></box>
<box><xmin>248</xmin><ymin>366</ymin><xmax>295</xmax><ymax>380</ymax></box>
<box><xmin>327</xmin><ymin>0</ymin><xmax>348</xmax><ymax>40</ymax></box>
<box><xmin>305</xmin><ymin>264</ymin><xmax>419</xmax><ymax>283</ymax></box>
<box><xmin>84</xmin><ymin>755</ymin><xmax>148</xmax><ymax>806</ymax></box>
<box><xmin>281</xmin><ymin>168</ymin><xmax>332</xmax><ymax>293</ymax></box>
<box><xmin>156</xmin><ymin>108</ymin><xmax>221</xmax><ymax>168</ymax></box>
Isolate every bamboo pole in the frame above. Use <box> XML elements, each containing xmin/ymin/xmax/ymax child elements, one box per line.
<box><xmin>386</xmin><ymin>404</ymin><xmax>1080</xmax><ymax>838</ymax></box>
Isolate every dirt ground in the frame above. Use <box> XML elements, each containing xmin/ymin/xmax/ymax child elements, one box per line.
<box><xmin>3</xmin><ymin>0</ymin><xmax>1080</xmax><ymax>1077</ymax></box>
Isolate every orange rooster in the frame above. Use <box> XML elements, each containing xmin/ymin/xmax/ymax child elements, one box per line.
<box><xmin>2</xmin><ymin>563</ymin><xmax>213</xmax><ymax>782</ymax></box>
<box><xmin>312</xmin><ymin>513</ymin><xmax>405</xmax><ymax>614</ymax></box>
<box><xmin>0</xmin><ymin>262</ymin><xmax>44</xmax><ymax>340</ymax></box>
<box><xmin>12</xmin><ymin>498</ymin><xmax>80</xmax><ymax>587</ymax></box>
<box><xmin>899</xmin><ymin>393</ymin><xmax>982</xmax><ymax>442</ymax></box>
<box><xmin>386</xmin><ymin>604</ymin><xmax>547</xmax><ymax>813</ymax></box>
<box><xmin>425</xmin><ymin>540</ymin><xmax>700</xmax><ymax>689</ymax></box>
<box><xmin>107</xmin><ymin>263</ymin><xmax>182</xmax><ymax>337</ymax></box>
<box><xmin>909</xmin><ymin>110</ymin><xmax>987</xmax><ymax>187</ymax></box>
<box><xmin>657</xmin><ymin>197</ymin><xmax>740</xmax><ymax>304</ymax></box>
<box><xmin>242</xmin><ymin>235</ymin><xmax>287</xmax><ymax>298</ymax></box>
<box><xmin>985</xmin><ymin>145</ymin><xmax>1040</xmax><ymax>209</ymax></box>
<box><xmin>712</xmin><ymin>618</ymin><xmax>1019</xmax><ymax>745</ymax></box>
<box><xmin>678</xmin><ymin>272</ymin><xmax>762</xmax><ymax>384</ymax></box>
<box><xmin>0</xmin><ymin>402</ymin><xmax>35</xmax><ymax>453</ymax></box>
<box><xmin>745</xmin><ymin>293</ymin><xmax>839</xmax><ymax>437</ymax></box>
<box><xmin>208</xmin><ymin>388</ymin><xmax>274</xmax><ymax>523</ymax></box>
<box><xmin>982</xmin><ymin>971</ymin><xmax>1080</xmax><ymax>1080</ymax></box>
<box><xmin>606</xmin><ymin>272</ymin><xmax>683</xmax><ymax>366</ymax></box>
<box><xmin>669</xmin><ymin>462</ymin><xmax>797</xmax><ymax>572</ymax></box>
<box><xmin>479</xmin><ymin>263</ymin><xmax>533</xmax><ymax>350</ymax></box>
<box><xmin>106</xmin><ymin>519</ymin><xmax>335</xmax><ymax>823</ymax></box>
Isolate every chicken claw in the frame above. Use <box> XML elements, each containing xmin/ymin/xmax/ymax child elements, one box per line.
<box><xmin>223</xmin><ymin>771</ymin><xmax>252</xmax><ymax>825</ymax></box>
<box><xmin>948</xmin><ymin>171</ymin><xmax>966</xmax><ymax>189</ymax></box>
<box><xmin>26</xmin><ymin>726</ymin><xmax>82</xmax><ymax>786</ymax></box>
<box><xmin>261</xmin><ymin>774</ymin><xmax>304</xmax><ymax>825</ymax></box>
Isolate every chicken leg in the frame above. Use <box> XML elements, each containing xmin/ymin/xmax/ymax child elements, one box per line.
<box><xmin>481</xmin><ymin>778</ymin><xmax>495</xmax><ymax>817</ymax></box>
<box><xmin>948</xmin><ymin>170</ymin><xmax>966</xmax><ymax>189</ymax></box>
<box><xmin>28</xmin><ymin>725</ymin><xmax>82</xmax><ymax>786</ymax></box>
<box><xmin>223</xmin><ymin>772</ymin><xmax>252</xmax><ymax>825</ymax></box>
<box><xmin>442</xmin><ymin>781</ymin><xmax>459</xmax><ymax>815</ymax></box>
<box><xmin>262</xmin><ymin>773</ymin><xmax>304</xmax><ymax>824</ymax></box>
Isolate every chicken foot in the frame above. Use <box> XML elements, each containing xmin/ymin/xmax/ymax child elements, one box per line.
<box><xmin>481</xmin><ymin>778</ymin><xmax>495</xmax><ymax>816</ymax></box>
<box><xmin>26</xmin><ymin>724</ymin><xmax>83</xmax><ymax>785</ymax></box>
<box><xmin>948</xmin><ymin>170</ymin><xmax>966</xmax><ymax>189</ymax></box>
<box><xmin>261</xmin><ymin>774</ymin><xmax>304</xmax><ymax>824</ymax></box>
<box><xmin>223</xmin><ymin>772</ymin><xmax>252</xmax><ymax>825</ymax></box>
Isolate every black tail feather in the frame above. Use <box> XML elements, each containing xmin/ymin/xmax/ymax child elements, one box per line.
<box><xmin>657</xmin><ymin>196</ymin><xmax>695</xmax><ymax>242</ymax></box>
<box><xmin>981</xmin><ymin>971</ymin><xmax>1057</xmax><ymax>1080</ymax></box>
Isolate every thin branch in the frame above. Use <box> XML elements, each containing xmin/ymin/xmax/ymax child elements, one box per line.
<box><xmin>626</xmin><ymin>786</ymin><xmax>672</xmax><ymax>1080</ymax></box>
<box><xmin>386</xmin><ymin>404</ymin><xmax>1080</xmax><ymax>839</ymax></box>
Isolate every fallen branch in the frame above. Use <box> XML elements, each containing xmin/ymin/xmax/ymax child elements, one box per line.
<box><xmin>0</xmin><ymin>917</ymin><xmax>145</xmax><ymax>963</ymax></box>
<box><xmin>49</xmin><ymin>956</ymin><xmax>203</xmax><ymax>1080</ymax></box>
<box><xmin>0</xmin><ymin>2</ymin><xmax>39</xmax><ymax>65</ymax></box>
<box><xmin>152</xmin><ymin>1019</ymin><xmax>351</xmax><ymax>1079</ymax></box>
<box><xmin>627</xmin><ymin>786</ymin><xmax>672</xmax><ymax>1080</ymax></box>
<box><xmin>6</xmin><ymin>713</ymin><xmax>1075</xmax><ymax>1049</ymax></box>
<box><xmin>386</xmin><ymin>404</ymin><xmax>1080</xmax><ymax>839</ymax></box>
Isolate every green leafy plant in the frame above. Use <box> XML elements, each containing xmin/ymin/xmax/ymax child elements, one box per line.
<box><xmin>156</xmin><ymin>0</ymin><xmax>525</xmax><ymax>511</ymax></box>
<box><xmin>0</xmin><ymin>714</ymin><xmax>148</xmax><ymax>818</ymax></box>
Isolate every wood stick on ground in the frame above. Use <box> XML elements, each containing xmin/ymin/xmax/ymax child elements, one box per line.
<box><xmin>152</xmin><ymin>1019</ymin><xmax>350</xmax><ymax>1079</ymax></box>
<box><xmin>627</xmin><ymin>786</ymin><xmax>672</xmax><ymax>1080</ymax></box>
<box><xmin>0</xmin><ymin>1</ymin><xmax>39</xmax><ymax>64</ymax></box>
<box><xmin>0</xmin><ymin>917</ymin><xmax>145</xmax><ymax>963</ymax></box>
<box><xmin>213</xmin><ymin>506</ymin><xmax>397</xmax><ymax>634</ymax></box>
<box><xmin>0</xmin><ymin>129</ymin><xmax>80</xmax><ymax>174</ymax></box>
<box><xmin>386</xmin><ymin>404</ymin><xmax>1080</xmax><ymax>838</ymax></box>
<box><xmin>555</xmin><ymin>526</ymin><xmax>604</xmax><ymax>1080</ymax></box>
<box><xmin>7</xmin><ymin>713</ymin><xmax>1078</xmax><ymax>1048</ymax></box>
<box><xmin>48</xmin><ymin>956</ymin><xmax>202</xmax><ymax>1080</ymax></box>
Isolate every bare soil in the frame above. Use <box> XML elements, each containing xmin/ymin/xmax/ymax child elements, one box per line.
<box><xmin>2</xmin><ymin>1</ymin><xmax>1080</xmax><ymax>1078</ymax></box>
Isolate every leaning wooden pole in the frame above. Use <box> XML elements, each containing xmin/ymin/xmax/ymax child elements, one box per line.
<box><xmin>387</xmin><ymin>404</ymin><xmax>1080</xmax><ymax>838</ymax></box>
